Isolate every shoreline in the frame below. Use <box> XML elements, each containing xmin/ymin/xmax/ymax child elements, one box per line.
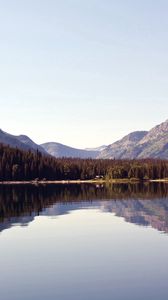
<box><xmin>0</xmin><ymin>178</ymin><xmax>168</xmax><ymax>185</ymax></box>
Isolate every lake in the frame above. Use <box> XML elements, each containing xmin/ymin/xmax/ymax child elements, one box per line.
<box><xmin>0</xmin><ymin>183</ymin><xmax>168</xmax><ymax>300</ymax></box>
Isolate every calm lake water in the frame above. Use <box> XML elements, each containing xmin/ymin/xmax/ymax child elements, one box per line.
<box><xmin>0</xmin><ymin>183</ymin><xmax>168</xmax><ymax>300</ymax></box>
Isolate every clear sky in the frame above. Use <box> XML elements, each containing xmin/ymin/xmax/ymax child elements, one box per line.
<box><xmin>0</xmin><ymin>0</ymin><xmax>168</xmax><ymax>148</ymax></box>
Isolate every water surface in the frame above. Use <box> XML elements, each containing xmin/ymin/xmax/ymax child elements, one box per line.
<box><xmin>0</xmin><ymin>183</ymin><xmax>168</xmax><ymax>300</ymax></box>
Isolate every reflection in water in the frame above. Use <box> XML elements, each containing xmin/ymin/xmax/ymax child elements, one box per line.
<box><xmin>0</xmin><ymin>183</ymin><xmax>168</xmax><ymax>234</ymax></box>
<box><xmin>1</xmin><ymin>183</ymin><xmax>168</xmax><ymax>300</ymax></box>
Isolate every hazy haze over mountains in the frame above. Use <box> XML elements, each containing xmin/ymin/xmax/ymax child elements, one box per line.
<box><xmin>0</xmin><ymin>119</ymin><xmax>168</xmax><ymax>159</ymax></box>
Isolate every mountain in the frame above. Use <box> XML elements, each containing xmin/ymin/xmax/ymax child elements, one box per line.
<box><xmin>137</xmin><ymin>119</ymin><xmax>168</xmax><ymax>158</ymax></box>
<box><xmin>1</xmin><ymin>119</ymin><xmax>168</xmax><ymax>159</ymax></box>
<box><xmin>41</xmin><ymin>142</ymin><xmax>99</xmax><ymax>158</ymax></box>
<box><xmin>16</xmin><ymin>135</ymin><xmax>47</xmax><ymax>154</ymax></box>
<box><xmin>99</xmin><ymin>119</ymin><xmax>168</xmax><ymax>159</ymax></box>
<box><xmin>98</xmin><ymin>131</ymin><xmax>148</xmax><ymax>159</ymax></box>
<box><xmin>85</xmin><ymin>145</ymin><xmax>107</xmax><ymax>152</ymax></box>
<box><xmin>0</xmin><ymin>129</ymin><xmax>47</xmax><ymax>154</ymax></box>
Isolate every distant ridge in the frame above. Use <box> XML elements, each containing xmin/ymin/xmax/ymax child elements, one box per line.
<box><xmin>0</xmin><ymin>119</ymin><xmax>168</xmax><ymax>159</ymax></box>
<box><xmin>85</xmin><ymin>145</ymin><xmax>107</xmax><ymax>152</ymax></box>
<box><xmin>40</xmin><ymin>142</ymin><xmax>99</xmax><ymax>159</ymax></box>
<box><xmin>0</xmin><ymin>129</ymin><xmax>47</xmax><ymax>154</ymax></box>
<box><xmin>98</xmin><ymin>131</ymin><xmax>148</xmax><ymax>159</ymax></box>
<box><xmin>99</xmin><ymin>119</ymin><xmax>168</xmax><ymax>159</ymax></box>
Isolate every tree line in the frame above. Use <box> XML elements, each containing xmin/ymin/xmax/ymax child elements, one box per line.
<box><xmin>0</xmin><ymin>143</ymin><xmax>168</xmax><ymax>181</ymax></box>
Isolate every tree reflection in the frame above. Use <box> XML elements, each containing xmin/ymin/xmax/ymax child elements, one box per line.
<box><xmin>0</xmin><ymin>183</ymin><xmax>168</xmax><ymax>233</ymax></box>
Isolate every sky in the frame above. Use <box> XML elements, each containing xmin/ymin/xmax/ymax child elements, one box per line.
<box><xmin>0</xmin><ymin>0</ymin><xmax>168</xmax><ymax>148</ymax></box>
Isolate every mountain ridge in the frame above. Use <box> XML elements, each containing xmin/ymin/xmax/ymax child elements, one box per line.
<box><xmin>41</xmin><ymin>142</ymin><xmax>99</xmax><ymax>159</ymax></box>
<box><xmin>99</xmin><ymin>119</ymin><xmax>168</xmax><ymax>159</ymax></box>
<box><xmin>98</xmin><ymin>131</ymin><xmax>148</xmax><ymax>159</ymax></box>
<box><xmin>0</xmin><ymin>119</ymin><xmax>168</xmax><ymax>159</ymax></box>
<box><xmin>0</xmin><ymin>129</ymin><xmax>47</xmax><ymax>154</ymax></box>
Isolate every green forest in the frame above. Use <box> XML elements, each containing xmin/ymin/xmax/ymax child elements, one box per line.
<box><xmin>0</xmin><ymin>143</ymin><xmax>168</xmax><ymax>181</ymax></box>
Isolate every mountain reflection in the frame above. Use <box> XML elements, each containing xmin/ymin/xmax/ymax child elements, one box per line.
<box><xmin>0</xmin><ymin>183</ymin><xmax>168</xmax><ymax>234</ymax></box>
